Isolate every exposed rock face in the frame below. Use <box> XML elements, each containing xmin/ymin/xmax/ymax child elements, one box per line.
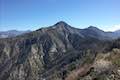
<box><xmin>0</xmin><ymin>21</ymin><xmax>120</xmax><ymax>80</ymax></box>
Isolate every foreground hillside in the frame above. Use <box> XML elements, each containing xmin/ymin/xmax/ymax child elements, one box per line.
<box><xmin>0</xmin><ymin>21</ymin><xmax>120</xmax><ymax>80</ymax></box>
<box><xmin>66</xmin><ymin>48</ymin><xmax>120</xmax><ymax>80</ymax></box>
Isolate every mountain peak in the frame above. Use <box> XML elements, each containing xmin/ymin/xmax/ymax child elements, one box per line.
<box><xmin>88</xmin><ymin>26</ymin><xmax>98</xmax><ymax>29</ymax></box>
<box><xmin>54</xmin><ymin>21</ymin><xmax>68</xmax><ymax>26</ymax></box>
<box><xmin>50</xmin><ymin>21</ymin><xmax>76</xmax><ymax>33</ymax></box>
<box><xmin>52</xmin><ymin>21</ymin><xmax>71</xmax><ymax>30</ymax></box>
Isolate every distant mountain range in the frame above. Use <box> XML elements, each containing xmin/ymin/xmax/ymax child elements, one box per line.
<box><xmin>0</xmin><ymin>23</ymin><xmax>120</xmax><ymax>39</ymax></box>
<box><xmin>0</xmin><ymin>30</ymin><xmax>31</xmax><ymax>38</ymax></box>
<box><xmin>0</xmin><ymin>21</ymin><xmax>120</xmax><ymax>80</ymax></box>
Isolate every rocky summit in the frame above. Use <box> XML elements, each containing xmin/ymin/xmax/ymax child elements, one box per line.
<box><xmin>0</xmin><ymin>21</ymin><xmax>120</xmax><ymax>80</ymax></box>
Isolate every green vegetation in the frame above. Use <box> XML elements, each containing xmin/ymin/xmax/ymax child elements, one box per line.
<box><xmin>113</xmin><ymin>58</ymin><xmax>120</xmax><ymax>66</ymax></box>
<box><xmin>68</xmin><ymin>62</ymin><xmax>76</xmax><ymax>71</ymax></box>
<box><xmin>94</xmin><ymin>75</ymin><xmax>107</xmax><ymax>80</ymax></box>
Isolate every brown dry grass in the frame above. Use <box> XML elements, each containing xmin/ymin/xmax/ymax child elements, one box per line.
<box><xmin>65</xmin><ymin>64</ymin><xmax>92</xmax><ymax>80</ymax></box>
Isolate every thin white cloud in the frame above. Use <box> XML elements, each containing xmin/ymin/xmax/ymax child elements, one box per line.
<box><xmin>103</xmin><ymin>24</ymin><xmax>120</xmax><ymax>32</ymax></box>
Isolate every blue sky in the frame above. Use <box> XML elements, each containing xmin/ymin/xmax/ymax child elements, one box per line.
<box><xmin>0</xmin><ymin>0</ymin><xmax>120</xmax><ymax>31</ymax></box>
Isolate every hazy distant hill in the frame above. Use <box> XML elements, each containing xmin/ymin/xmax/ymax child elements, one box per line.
<box><xmin>115</xmin><ymin>30</ymin><xmax>120</xmax><ymax>34</ymax></box>
<box><xmin>0</xmin><ymin>21</ymin><xmax>120</xmax><ymax>80</ymax></box>
<box><xmin>0</xmin><ymin>30</ymin><xmax>31</xmax><ymax>38</ymax></box>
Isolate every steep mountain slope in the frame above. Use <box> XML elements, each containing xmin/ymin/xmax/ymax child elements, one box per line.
<box><xmin>0</xmin><ymin>21</ymin><xmax>120</xmax><ymax>80</ymax></box>
<box><xmin>0</xmin><ymin>30</ymin><xmax>31</xmax><ymax>38</ymax></box>
<box><xmin>80</xmin><ymin>26</ymin><xmax>109</xmax><ymax>40</ymax></box>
